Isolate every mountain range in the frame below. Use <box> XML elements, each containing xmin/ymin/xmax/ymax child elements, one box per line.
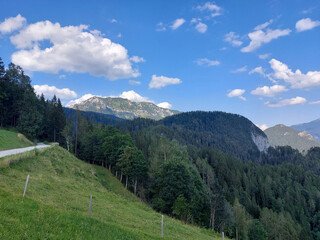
<box><xmin>291</xmin><ymin>118</ymin><xmax>320</xmax><ymax>142</ymax></box>
<box><xmin>66</xmin><ymin>96</ymin><xmax>179</xmax><ymax>120</ymax></box>
<box><xmin>264</xmin><ymin>124</ymin><xmax>320</xmax><ymax>153</ymax></box>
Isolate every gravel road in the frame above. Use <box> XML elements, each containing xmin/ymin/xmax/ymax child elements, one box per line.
<box><xmin>0</xmin><ymin>143</ymin><xmax>50</xmax><ymax>158</ymax></box>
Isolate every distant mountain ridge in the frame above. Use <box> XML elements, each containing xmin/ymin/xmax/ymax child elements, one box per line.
<box><xmin>264</xmin><ymin>124</ymin><xmax>320</xmax><ymax>153</ymax></box>
<box><xmin>291</xmin><ymin>118</ymin><xmax>320</xmax><ymax>141</ymax></box>
<box><xmin>66</xmin><ymin>96</ymin><xmax>179</xmax><ymax>120</ymax></box>
<box><xmin>125</xmin><ymin>111</ymin><xmax>270</xmax><ymax>161</ymax></box>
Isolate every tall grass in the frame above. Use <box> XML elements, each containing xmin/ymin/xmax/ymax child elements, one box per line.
<box><xmin>0</xmin><ymin>146</ymin><xmax>226</xmax><ymax>239</ymax></box>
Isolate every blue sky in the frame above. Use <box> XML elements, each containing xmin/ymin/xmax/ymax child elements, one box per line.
<box><xmin>0</xmin><ymin>0</ymin><xmax>320</xmax><ymax>129</ymax></box>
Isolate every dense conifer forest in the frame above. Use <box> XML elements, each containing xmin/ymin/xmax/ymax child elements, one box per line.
<box><xmin>2</xmin><ymin>59</ymin><xmax>320</xmax><ymax>239</ymax></box>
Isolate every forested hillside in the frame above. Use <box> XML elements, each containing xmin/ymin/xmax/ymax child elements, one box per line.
<box><xmin>3</xmin><ymin>60</ymin><xmax>320</xmax><ymax>239</ymax></box>
<box><xmin>0</xmin><ymin>58</ymin><xmax>65</xmax><ymax>143</ymax></box>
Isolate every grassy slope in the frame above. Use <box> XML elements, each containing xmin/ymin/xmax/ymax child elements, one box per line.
<box><xmin>0</xmin><ymin>146</ymin><xmax>224</xmax><ymax>240</ymax></box>
<box><xmin>0</xmin><ymin>129</ymin><xmax>34</xmax><ymax>151</ymax></box>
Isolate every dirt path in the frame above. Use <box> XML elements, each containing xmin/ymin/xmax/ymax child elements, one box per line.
<box><xmin>0</xmin><ymin>143</ymin><xmax>50</xmax><ymax>158</ymax></box>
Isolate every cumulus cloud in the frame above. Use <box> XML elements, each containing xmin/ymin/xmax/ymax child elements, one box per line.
<box><xmin>227</xmin><ymin>89</ymin><xmax>246</xmax><ymax>101</ymax></box>
<box><xmin>157</xmin><ymin>102</ymin><xmax>172</xmax><ymax>109</ymax></box>
<box><xmin>0</xmin><ymin>14</ymin><xmax>26</xmax><ymax>34</ymax></box>
<box><xmin>129</xmin><ymin>80</ymin><xmax>141</xmax><ymax>85</ymax></box>
<box><xmin>149</xmin><ymin>75</ymin><xmax>182</xmax><ymax>89</ymax></box>
<box><xmin>241</xmin><ymin>26</ymin><xmax>291</xmax><ymax>52</ymax></box>
<box><xmin>259</xmin><ymin>53</ymin><xmax>271</xmax><ymax>59</ymax></box>
<box><xmin>130</xmin><ymin>56</ymin><xmax>146</xmax><ymax>63</ymax></box>
<box><xmin>195</xmin><ymin>58</ymin><xmax>220</xmax><ymax>66</ymax></box>
<box><xmin>196</xmin><ymin>2</ymin><xmax>222</xmax><ymax>17</ymax></box>
<box><xmin>265</xmin><ymin>96</ymin><xmax>306</xmax><ymax>107</ymax></box>
<box><xmin>9</xmin><ymin>19</ymin><xmax>140</xmax><ymax>80</ymax></box>
<box><xmin>195</xmin><ymin>22</ymin><xmax>208</xmax><ymax>33</ymax></box>
<box><xmin>232</xmin><ymin>66</ymin><xmax>247</xmax><ymax>73</ymax></box>
<box><xmin>111</xmin><ymin>19</ymin><xmax>117</xmax><ymax>23</ymax></box>
<box><xmin>249</xmin><ymin>66</ymin><xmax>265</xmax><ymax>76</ymax></box>
<box><xmin>269</xmin><ymin>59</ymin><xmax>320</xmax><ymax>89</ymax></box>
<box><xmin>296</xmin><ymin>18</ymin><xmax>320</xmax><ymax>32</ymax></box>
<box><xmin>171</xmin><ymin>18</ymin><xmax>186</xmax><ymax>30</ymax></box>
<box><xmin>251</xmin><ymin>85</ymin><xmax>288</xmax><ymax>97</ymax></box>
<box><xmin>34</xmin><ymin>84</ymin><xmax>77</xmax><ymax>100</ymax></box>
<box><xmin>224</xmin><ymin>32</ymin><xmax>243</xmax><ymax>47</ymax></box>
<box><xmin>119</xmin><ymin>90</ymin><xmax>151</xmax><ymax>102</ymax></box>
<box><xmin>254</xmin><ymin>19</ymin><xmax>274</xmax><ymax>31</ymax></box>
<box><xmin>257</xmin><ymin>124</ymin><xmax>268</xmax><ymax>131</ymax></box>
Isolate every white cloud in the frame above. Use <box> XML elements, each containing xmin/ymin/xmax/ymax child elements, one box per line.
<box><xmin>195</xmin><ymin>58</ymin><xmax>220</xmax><ymax>66</ymax></box>
<box><xmin>269</xmin><ymin>59</ymin><xmax>320</xmax><ymax>89</ymax></box>
<box><xmin>10</xmin><ymin>19</ymin><xmax>140</xmax><ymax>80</ymax></box>
<box><xmin>111</xmin><ymin>19</ymin><xmax>117</xmax><ymax>23</ymax></box>
<box><xmin>117</xmin><ymin>33</ymin><xmax>122</xmax><ymax>38</ymax></box>
<box><xmin>232</xmin><ymin>66</ymin><xmax>247</xmax><ymax>73</ymax></box>
<box><xmin>119</xmin><ymin>90</ymin><xmax>151</xmax><ymax>102</ymax></box>
<box><xmin>310</xmin><ymin>101</ymin><xmax>320</xmax><ymax>105</ymax></box>
<box><xmin>257</xmin><ymin>124</ymin><xmax>268</xmax><ymax>131</ymax></box>
<box><xmin>265</xmin><ymin>96</ymin><xmax>306</xmax><ymax>107</ymax></box>
<box><xmin>195</xmin><ymin>22</ymin><xmax>207</xmax><ymax>33</ymax></box>
<box><xmin>129</xmin><ymin>80</ymin><xmax>141</xmax><ymax>85</ymax></box>
<box><xmin>59</xmin><ymin>74</ymin><xmax>66</xmax><ymax>79</ymax></box>
<box><xmin>130</xmin><ymin>56</ymin><xmax>146</xmax><ymax>63</ymax></box>
<box><xmin>259</xmin><ymin>53</ymin><xmax>271</xmax><ymax>59</ymax></box>
<box><xmin>296</xmin><ymin>18</ymin><xmax>320</xmax><ymax>32</ymax></box>
<box><xmin>224</xmin><ymin>32</ymin><xmax>243</xmax><ymax>47</ymax></box>
<box><xmin>34</xmin><ymin>84</ymin><xmax>77</xmax><ymax>100</ymax></box>
<box><xmin>241</xmin><ymin>28</ymin><xmax>291</xmax><ymax>52</ymax></box>
<box><xmin>171</xmin><ymin>18</ymin><xmax>186</xmax><ymax>30</ymax></box>
<box><xmin>249</xmin><ymin>66</ymin><xmax>265</xmax><ymax>76</ymax></box>
<box><xmin>156</xmin><ymin>22</ymin><xmax>166</xmax><ymax>32</ymax></box>
<box><xmin>149</xmin><ymin>75</ymin><xmax>182</xmax><ymax>89</ymax></box>
<box><xmin>66</xmin><ymin>94</ymin><xmax>96</xmax><ymax>107</ymax></box>
<box><xmin>254</xmin><ymin>19</ymin><xmax>274</xmax><ymax>31</ymax></box>
<box><xmin>196</xmin><ymin>2</ymin><xmax>221</xmax><ymax>11</ymax></box>
<box><xmin>157</xmin><ymin>102</ymin><xmax>172</xmax><ymax>109</ymax></box>
<box><xmin>191</xmin><ymin>18</ymin><xmax>201</xmax><ymax>24</ymax></box>
<box><xmin>0</xmin><ymin>14</ymin><xmax>26</xmax><ymax>34</ymax></box>
<box><xmin>251</xmin><ymin>85</ymin><xmax>288</xmax><ymax>97</ymax></box>
<box><xmin>227</xmin><ymin>89</ymin><xmax>246</xmax><ymax>101</ymax></box>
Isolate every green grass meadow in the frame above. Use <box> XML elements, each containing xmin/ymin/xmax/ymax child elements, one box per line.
<box><xmin>0</xmin><ymin>146</ymin><xmax>225</xmax><ymax>239</ymax></box>
<box><xmin>0</xmin><ymin>129</ymin><xmax>34</xmax><ymax>151</ymax></box>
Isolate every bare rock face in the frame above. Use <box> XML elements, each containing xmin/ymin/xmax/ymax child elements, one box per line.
<box><xmin>251</xmin><ymin>132</ymin><xmax>270</xmax><ymax>152</ymax></box>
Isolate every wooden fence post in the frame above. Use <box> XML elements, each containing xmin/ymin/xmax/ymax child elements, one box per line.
<box><xmin>89</xmin><ymin>195</ymin><xmax>92</xmax><ymax>216</ymax></box>
<box><xmin>161</xmin><ymin>215</ymin><xmax>164</xmax><ymax>238</ymax></box>
<box><xmin>23</xmin><ymin>175</ymin><xmax>30</xmax><ymax>197</ymax></box>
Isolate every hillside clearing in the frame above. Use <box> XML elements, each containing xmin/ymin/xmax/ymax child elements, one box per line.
<box><xmin>0</xmin><ymin>129</ymin><xmax>34</xmax><ymax>151</ymax></box>
<box><xmin>0</xmin><ymin>146</ymin><xmax>225</xmax><ymax>239</ymax></box>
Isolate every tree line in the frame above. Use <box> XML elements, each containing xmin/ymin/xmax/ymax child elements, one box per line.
<box><xmin>0</xmin><ymin>57</ymin><xmax>65</xmax><ymax>143</ymax></box>
<box><xmin>3</xmin><ymin>60</ymin><xmax>320</xmax><ymax>239</ymax></box>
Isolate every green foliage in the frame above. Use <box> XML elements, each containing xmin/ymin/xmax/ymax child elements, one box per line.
<box><xmin>0</xmin><ymin>58</ymin><xmax>66</xmax><ymax>143</ymax></box>
<box><xmin>0</xmin><ymin>129</ymin><xmax>34</xmax><ymax>150</ymax></box>
<box><xmin>0</xmin><ymin>146</ymin><xmax>223</xmax><ymax>239</ymax></box>
<box><xmin>260</xmin><ymin>208</ymin><xmax>302</xmax><ymax>240</ymax></box>
<box><xmin>122</xmin><ymin>111</ymin><xmax>267</xmax><ymax>161</ymax></box>
<box><xmin>248</xmin><ymin>219</ymin><xmax>268</xmax><ymax>240</ymax></box>
<box><xmin>173</xmin><ymin>194</ymin><xmax>190</xmax><ymax>222</ymax></box>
